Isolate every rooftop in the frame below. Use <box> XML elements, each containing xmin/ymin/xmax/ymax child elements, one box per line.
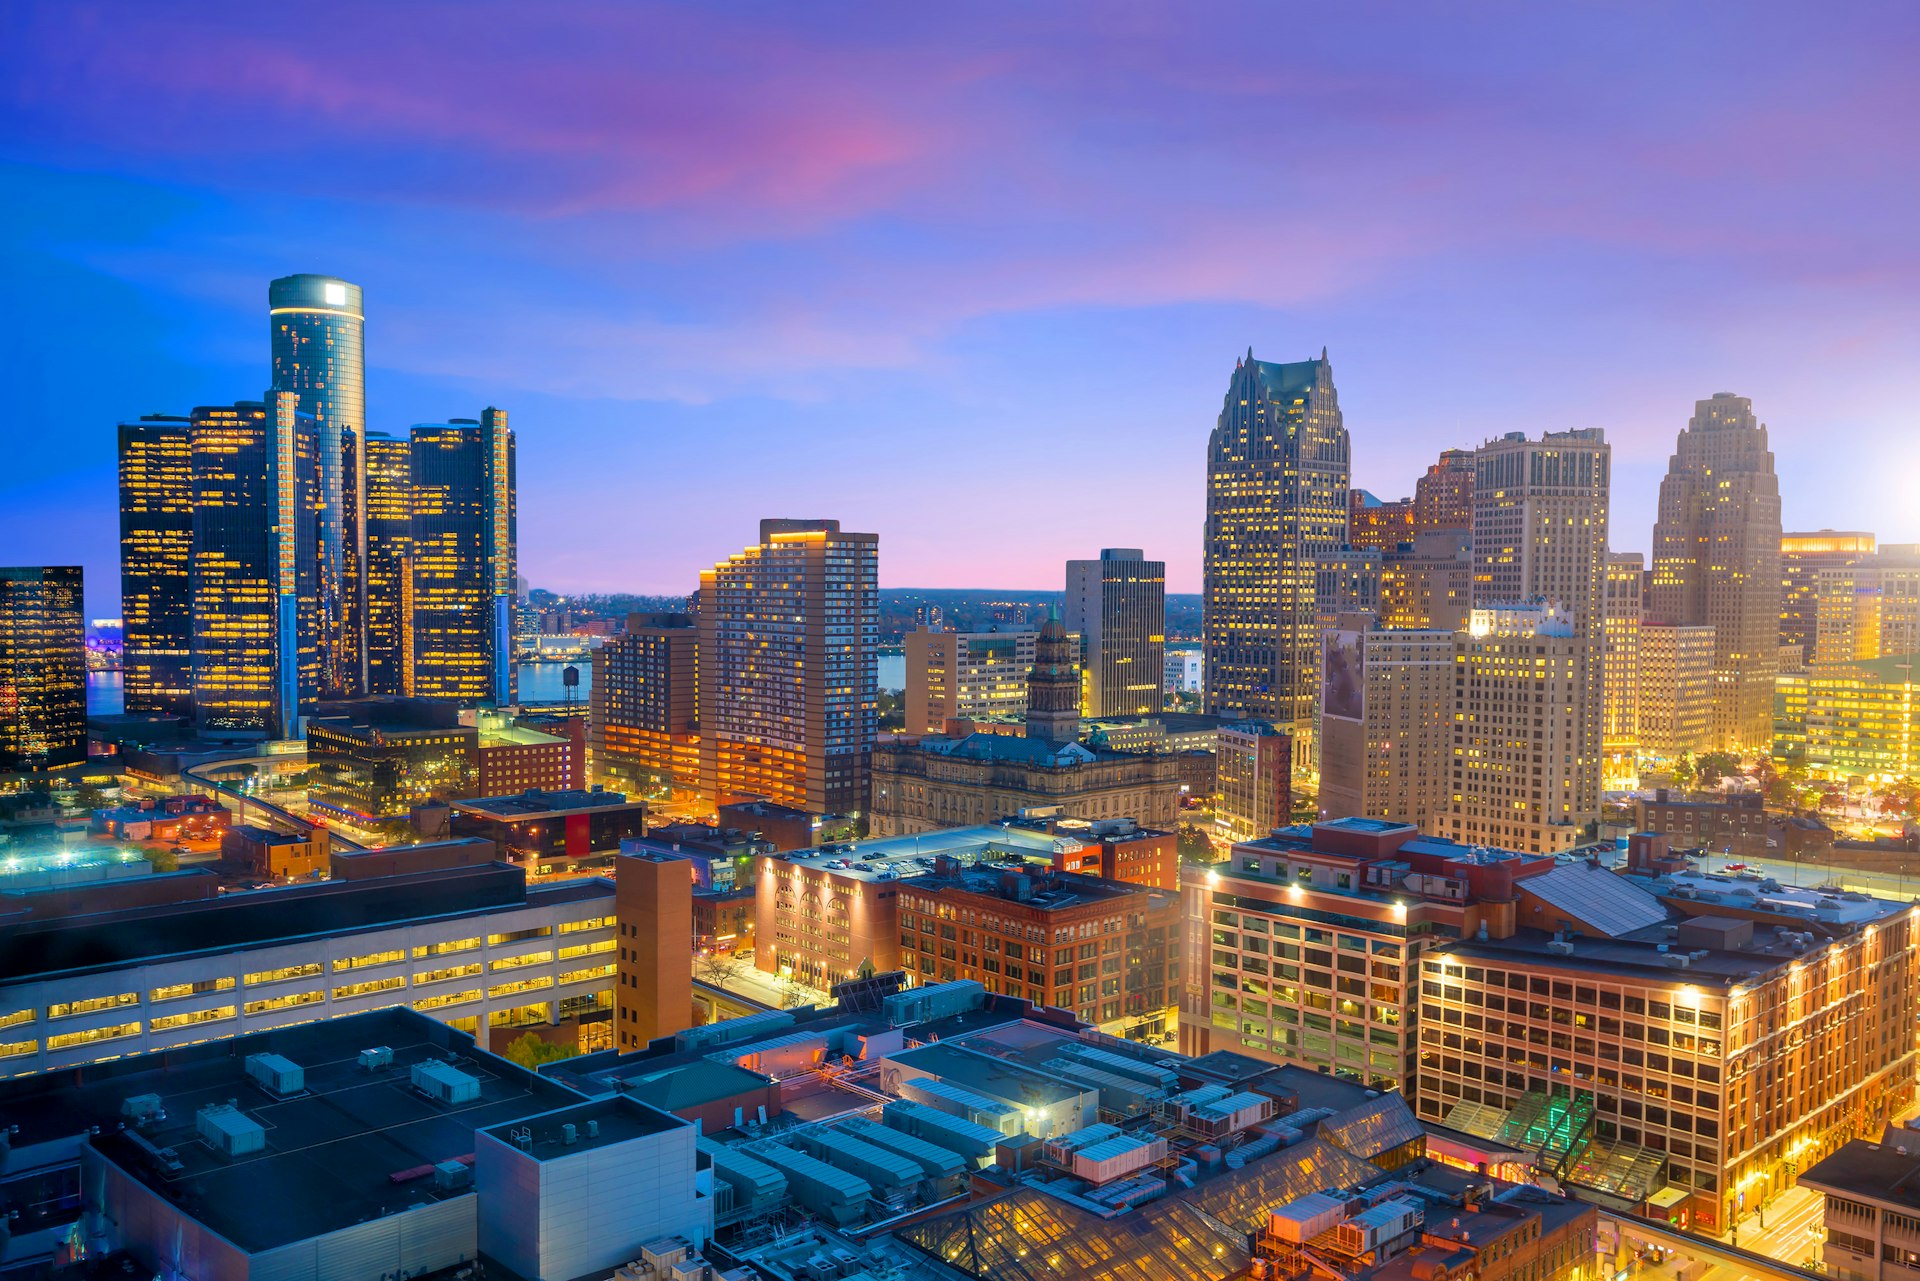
<box><xmin>1801</xmin><ymin>1133</ymin><xmax>1920</xmax><ymax>1209</ymax></box>
<box><xmin>764</xmin><ymin>822</ymin><xmax>1078</xmax><ymax>883</ymax></box>
<box><xmin>448</xmin><ymin>787</ymin><xmax>641</xmax><ymax>820</ymax></box>
<box><xmin>478</xmin><ymin>1094</ymin><xmax>683</xmax><ymax>1162</ymax></box>
<box><xmin>0</xmin><ymin>863</ymin><xmax>610</xmax><ymax>988</ymax></box>
<box><xmin>886</xmin><ymin>1041</ymin><xmax>1090</xmax><ymax>1109</ymax></box>
<box><xmin>4</xmin><ymin>1009</ymin><xmax>587</xmax><ymax>1252</ymax></box>
<box><xmin>914</xmin><ymin>733</ymin><xmax>1103</xmax><ymax>766</ymax></box>
<box><xmin>1639</xmin><ymin>868</ymin><xmax>1913</xmax><ymax>927</ymax></box>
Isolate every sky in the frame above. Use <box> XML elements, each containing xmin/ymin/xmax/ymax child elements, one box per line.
<box><xmin>3</xmin><ymin>2</ymin><xmax>1918</xmax><ymax>615</ymax></box>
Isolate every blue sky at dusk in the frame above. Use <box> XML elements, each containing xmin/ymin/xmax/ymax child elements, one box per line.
<box><xmin>3</xmin><ymin>2</ymin><xmax>1917</xmax><ymax>615</ymax></box>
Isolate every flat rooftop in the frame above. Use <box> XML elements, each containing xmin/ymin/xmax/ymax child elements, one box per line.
<box><xmin>1641</xmin><ymin>869</ymin><xmax>1912</xmax><ymax>927</ymax></box>
<box><xmin>449</xmin><ymin>788</ymin><xmax>641</xmax><ymax>819</ymax></box>
<box><xmin>1434</xmin><ymin>925</ymin><xmax>1799</xmax><ymax>986</ymax></box>
<box><xmin>886</xmin><ymin>1041</ymin><xmax>1096</xmax><ymax>1108</ymax></box>
<box><xmin>5</xmin><ymin>1009</ymin><xmax>587</xmax><ymax>1252</ymax></box>
<box><xmin>1802</xmin><ymin>1135</ymin><xmax>1920</xmax><ymax>1209</ymax></box>
<box><xmin>0</xmin><ymin>865</ymin><xmax>611</xmax><ymax>988</ymax></box>
<box><xmin>767</xmin><ymin>822</ymin><xmax>1072</xmax><ymax>882</ymax></box>
<box><xmin>478</xmin><ymin>1094</ymin><xmax>682</xmax><ymax>1162</ymax></box>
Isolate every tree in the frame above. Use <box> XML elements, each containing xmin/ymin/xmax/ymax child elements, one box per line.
<box><xmin>1671</xmin><ymin>752</ymin><xmax>1697</xmax><ymax>792</ymax></box>
<box><xmin>698</xmin><ymin>950</ymin><xmax>744</xmax><ymax>985</ymax></box>
<box><xmin>143</xmin><ymin>845</ymin><xmax>180</xmax><ymax>873</ymax></box>
<box><xmin>1177</xmin><ymin>824</ymin><xmax>1216</xmax><ymax>865</ymax></box>
<box><xmin>71</xmin><ymin>783</ymin><xmax>110</xmax><ymax>813</ymax></box>
<box><xmin>500</xmin><ymin>1032</ymin><xmax>577</xmax><ymax>1070</ymax></box>
<box><xmin>1696</xmin><ymin>752</ymin><xmax>1740</xmax><ymax>788</ymax></box>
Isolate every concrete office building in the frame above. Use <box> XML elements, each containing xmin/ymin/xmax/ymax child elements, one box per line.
<box><xmin>1775</xmin><ymin>652</ymin><xmax>1920</xmax><ymax>778</ymax></box>
<box><xmin>1165</xmin><ymin>647</ymin><xmax>1204</xmax><ymax>695</ymax></box>
<box><xmin>1805</xmin><ymin>1138</ymin><xmax>1920</xmax><ymax>1281</ymax></box>
<box><xmin>117</xmin><ymin>415</ymin><xmax>195</xmax><ymax>716</ymax></box>
<box><xmin>1648</xmin><ymin>394</ymin><xmax>1782</xmax><ymax>752</ymax></box>
<box><xmin>1604</xmin><ymin>551</ymin><xmax>1645</xmax><ymax>787</ymax></box>
<box><xmin>448</xmin><ymin>787</ymin><xmax>648</xmax><ymax>874</ymax></box>
<box><xmin>699</xmin><ymin>519</ymin><xmax>879</xmax><ymax>816</ymax></box>
<box><xmin>1440</xmin><ymin>604</ymin><xmax>1596</xmax><ymax>855</ymax></box>
<box><xmin>903</xmin><ymin>625</ymin><xmax>1036</xmax><ymax>733</ymax></box>
<box><xmin>1316</xmin><ymin>620</ymin><xmax>1455</xmax><ymax>832</ymax></box>
<box><xmin>1203</xmin><ymin>349</ymin><xmax>1349</xmax><ymax>746</ymax></box>
<box><xmin>591</xmin><ymin>611</ymin><xmax>699</xmax><ymax>797</ymax></box>
<box><xmin>1813</xmin><ymin>546</ymin><xmax>1920</xmax><ymax>665</ymax></box>
<box><xmin>270</xmin><ymin>273</ymin><xmax>367</xmax><ymax>698</ymax></box>
<box><xmin>1065</xmin><ymin>548</ymin><xmax>1166</xmax><ymax>717</ymax></box>
<box><xmin>0</xmin><ymin>861</ymin><xmax>617</xmax><ymax>1080</ymax></box>
<box><xmin>1380</xmin><ymin>530</ymin><xmax>1473</xmax><ymax>632</ymax></box>
<box><xmin>1781</xmin><ymin>530</ymin><xmax>1875</xmax><ymax>655</ymax></box>
<box><xmin>1472</xmin><ymin>430</ymin><xmax>1609</xmax><ymax>824</ymax></box>
<box><xmin>0</xmin><ymin>566</ymin><xmax>87</xmax><ymax>772</ymax></box>
<box><xmin>0</xmin><ymin>1008</ymin><xmax>702</xmax><ymax>1281</ymax></box>
<box><xmin>1638</xmin><ymin>623</ymin><xmax>1715</xmax><ymax>760</ymax></box>
<box><xmin>1214</xmin><ymin>721</ymin><xmax>1294</xmax><ymax>844</ymax></box>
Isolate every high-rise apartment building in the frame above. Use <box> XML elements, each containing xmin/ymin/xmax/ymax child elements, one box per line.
<box><xmin>1603</xmin><ymin>552</ymin><xmax>1644</xmax><ymax>787</ymax></box>
<box><xmin>590</xmin><ymin>612</ymin><xmax>699</xmax><ymax>797</ymax></box>
<box><xmin>0</xmin><ymin>566</ymin><xmax>86</xmax><ymax>771</ymax></box>
<box><xmin>363</xmin><ymin>432</ymin><xmax>414</xmax><ymax>695</ymax></box>
<box><xmin>1471</xmin><ymin>429</ymin><xmax>1609</xmax><ymax>827</ymax></box>
<box><xmin>1203</xmin><ymin>350</ymin><xmax>1349</xmax><ymax>748</ymax></box>
<box><xmin>699</xmin><ymin>519</ymin><xmax>878</xmax><ymax>815</ymax></box>
<box><xmin>1413</xmin><ymin>448</ymin><xmax>1476</xmax><ymax>534</ymax></box>
<box><xmin>269</xmin><ymin>274</ymin><xmax>367</xmax><ymax>697</ymax></box>
<box><xmin>1380</xmin><ymin>532</ymin><xmax>1473</xmax><ymax>632</ymax></box>
<box><xmin>1637</xmin><ymin>622</ymin><xmax>1715</xmax><ymax>760</ymax></box>
<box><xmin>1781</xmin><ymin>530</ymin><xmax>1875</xmax><ymax>656</ymax></box>
<box><xmin>408</xmin><ymin>412</ymin><xmax>517</xmax><ymax>705</ymax></box>
<box><xmin>117</xmin><ymin>415</ymin><xmax>194</xmax><ymax>716</ymax></box>
<box><xmin>187</xmin><ymin>393</ymin><xmax>318</xmax><ymax>738</ymax></box>
<box><xmin>1065</xmin><ymin>549</ymin><xmax>1166</xmax><ymax>718</ymax></box>
<box><xmin>1316</xmin><ymin>619</ymin><xmax>1455</xmax><ymax>831</ymax></box>
<box><xmin>1648</xmin><ymin>394</ymin><xmax>1782</xmax><ymax>752</ymax></box>
<box><xmin>903</xmin><ymin>626</ymin><xmax>1036</xmax><ymax>734</ymax></box>
<box><xmin>1440</xmin><ymin>604</ymin><xmax>1593</xmax><ymax>854</ymax></box>
<box><xmin>1347</xmin><ymin>491</ymin><xmax>1415</xmax><ymax>551</ymax></box>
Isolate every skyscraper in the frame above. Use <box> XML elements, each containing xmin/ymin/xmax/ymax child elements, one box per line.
<box><xmin>698</xmin><ymin>519</ymin><xmax>878</xmax><ymax>815</ymax></box>
<box><xmin>1602</xmin><ymin>551</ymin><xmax>1644</xmax><ymax>788</ymax></box>
<box><xmin>1648</xmin><ymin>394</ymin><xmax>1782</xmax><ymax>752</ymax></box>
<box><xmin>1637</xmin><ymin>622</ymin><xmax>1715</xmax><ymax>759</ymax></box>
<box><xmin>117</xmin><ymin>415</ymin><xmax>194</xmax><ymax>717</ymax></box>
<box><xmin>1471</xmin><ymin>428</ymin><xmax>1609</xmax><ymax>828</ymax></box>
<box><xmin>590</xmin><ymin>612</ymin><xmax>698</xmax><ymax>797</ymax></box>
<box><xmin>1412</xmin><ymin>448</ymin><xmax>1475</xmax><ymax>534</ymax></box>
<box><xmin>1781</xmin><ymin>530</ymin><xmax>1875</xmax><ymax>659</ymax></box>
<box><xmin>1440</xmin><ymin>604</ymin><xmax>1593</xmax><ymax>854</ymax></box>
<box><xmin>1203</xmin><ymin>349</ymin><xmax>1349</xmax><ymax>748</ymax></box>
<box><xmin>363</xmin><ymin>432</ymin><xmax>414</xmax><ymax>696</ymax></box>
<box><xmin>187</xmin><ymin>393</ymin><xmax>318</xmax><ymax>737</ymax></box>
<box><xmin>902</xmin><ymin>626</ymin><xmax>1036</xmax><ymax>733</ymax></box>
<box><xmin>1316</xmin><ymin>618</ymin><xmax>1455</xmax><ymax>831</ymax></box>
<box><xmin>269</xmin><ymin>274</ymin><xmax>366</xmax><ymax>697</ymax></box>
<box><xmin>0</xmin><ymin>566</ymin><xmax>86</xmax><ymax>771</ymax></box>
<box><xmin>1347</xmin><ymin>490</ymin><xmax>1415</xmax><ymax>551</ymax></box>
<box><xmin>1064</xmin><ymin>548</ymin><xmax>1165</xmax><ymax>717</ymax></box>
<box><xmin>408</xmin><ymin>411</ymin><xmax>517</xmax><ymax>705</ymax></box>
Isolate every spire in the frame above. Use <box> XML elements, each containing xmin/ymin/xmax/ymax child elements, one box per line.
<box><xmin>1321</xmin><ymin>345</ymin><xmax>1328</xmax><ymax>361</ymax></box>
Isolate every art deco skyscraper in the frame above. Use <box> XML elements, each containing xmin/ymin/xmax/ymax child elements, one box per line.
<box><xmin>118</xmin><ymin>414</ymin><xmax>195</xmax><ymax>716</ymax></box>
<box><xmin>270</xmin><ymin>274</ymin><xmax>366</xmax><ymax>697</ymax></box>
<box><xmin>1064</xmin><ymin>548</ymin><xmax>1165</xmax><ymax>717</ymax></box>
<box><xmin>1202</xmin><ymin>349</ymin><xmax>1349</xmax><ymax>744</ymax></box>
<box><xmin>408</xmin><ymin>411</ymin><xmax>517</xmax><ymax>705</ymax></box>
<box><xmin>698</xmin><ymin>519</ymin><xmax>878</xmax><ymax>815</ymax></box>
<box><xmin>187</xmin><ymin>393</ymin><xmax>318</xmax><ymax>737</ymax></box>
<box><xmin>0</xmin><ymin>566</ymin><xmax>86</xmax><ymax>771</ymax></box>
<box><xmin>1471</xmin><ymin>429</ymin><xmax>1610</xmax><ymax>828</ymax></box>
<box><xmin>1647</xmin><ymin>394</ymin><xmax>1782</xmax><ymax>752</ymax></box>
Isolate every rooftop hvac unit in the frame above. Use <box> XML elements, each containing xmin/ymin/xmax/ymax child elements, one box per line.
<box><xmin>121</xmin><ymin>1094</ymin><xmax>166</xmax><ymax>1126</ymax></box>
<box><xmin>638</xmin><ymin>1236</ymin><xmax>698</xmax><ymax>1270</ymax></box>
<box><xmin>245</xmin><ymin>1053</ymin><xmax>305</xmax><ymax>1095</ymax></box>
<box><xmin>196</xmin><ymin>1103</ymin><xmax>266</xmax><ymax>1158</ymax></box>
<box><xmin>358</xmin><ymin>1046</ymin><xmax>394</xmax><ymax>1070</ymax></box>
<box><xmin>433</xmin><ymin>1160</ymin><xmax>472</xmax><ymax>1191</ymax></box>
<box><xmin>411</xmin><ymin>1059</ymin><xmax>481</xmax><ymax>1105</ymax></box>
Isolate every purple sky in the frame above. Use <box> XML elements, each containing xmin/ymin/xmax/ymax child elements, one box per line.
<box><xmin>3</xmin><ymin>2</ymin><xmax>1917</xmax><ymax>612</ymax></box>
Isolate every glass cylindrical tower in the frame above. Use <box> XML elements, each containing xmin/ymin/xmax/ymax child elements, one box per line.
<box><xmin>270</xmin><ymin>273</ymin><xmax>366</xmax><ymax>697</ymax></box>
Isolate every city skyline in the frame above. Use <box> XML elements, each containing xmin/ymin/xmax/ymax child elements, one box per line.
<box><xmin>4</xmin><ymin>4</ymin><xmax>1920</xmax><ymax>612</ymax></box>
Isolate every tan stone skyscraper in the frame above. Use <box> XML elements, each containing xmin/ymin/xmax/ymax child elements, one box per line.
<box><xmin>1471</xmin><ymin>429</ymin><xmax>1610</xmax><ymax>829</ymax></box>
<box><xmin>1648</xmin><ymin>394</ymin><xmax>1782</xmax><ymax>752</ymax></box>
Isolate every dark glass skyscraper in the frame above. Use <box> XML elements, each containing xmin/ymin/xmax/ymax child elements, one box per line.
<box><xmin>188</xmin><ymin>393</ymin><xmax>319</xmax><ymax>737</ymax></box>
<box><xmin>364</xmin><ymin>432</ymin><xmax>414</xmax><ymax>696</ymax></box>
<box><xmin>408</xmin><ymin>410</ymin><xmax>516</xmax><ymax>705</ymax></box>
<box><xmin>1202</xmin><ymin>349</ymin><xmax>1350</xmax><ymax>743</ymax></box>
<box><xmin>0</xmin><ymin>566</ymin><xmax>87</xmax><ymax>771</ymax></box>
<box><xmin>270</xmin><ymin>274</ymin><xmax>366</xmax><ymax>697</ymax></box>
<box><xmin>118</xmin><ymin>414</ymin><xmax>195</xmax><ymax>716</ymax></box>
